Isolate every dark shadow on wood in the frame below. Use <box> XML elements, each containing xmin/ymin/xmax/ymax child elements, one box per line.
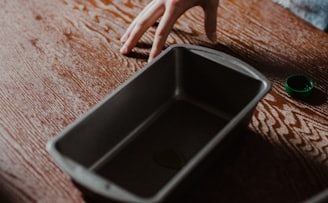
<box><xmin>124</xmin><ymin>51</ymin><xmax>148</xmax><ymax>61</ymax></box>
<box><xmin>135</xmin><ymin>42</ymin><xmax>152</xmax><ymax>49</ymax></box>
<box><xmin>301</xmin><ymin>88</ymin><xmax>327</xmax><ymax>106</ymax></box>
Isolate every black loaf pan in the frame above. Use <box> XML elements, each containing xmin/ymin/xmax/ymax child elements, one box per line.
<box><xmin>47</xmin><ymin>44</ymin><xmax>271</xmax><ymax>203</ymax></box>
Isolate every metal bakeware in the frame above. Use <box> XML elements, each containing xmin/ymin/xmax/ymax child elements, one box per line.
<box><xmin>47</xmin><ymin>44</ymin><xmax>271</xmax><ymax>203</ymax></box>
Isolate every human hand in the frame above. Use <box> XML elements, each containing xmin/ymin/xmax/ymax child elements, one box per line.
<box><xmin>120</xmin><ymin>0</ymin><xmax>219</xmax><ymax>62</ymax></box>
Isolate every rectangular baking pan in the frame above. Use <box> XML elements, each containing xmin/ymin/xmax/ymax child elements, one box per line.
<box><xmin>47</xmin><ymin>44</ymin><xmax>271</xmax><ymax>203</ymax></box>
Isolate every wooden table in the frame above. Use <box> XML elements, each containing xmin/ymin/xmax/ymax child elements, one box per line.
<box><xmin>0</xmin><ymin>0</ymin><xmax>327</xmax><ymax>202</ymax></box>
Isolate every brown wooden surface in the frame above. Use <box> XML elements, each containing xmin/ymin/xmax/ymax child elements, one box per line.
<box><xmin>0</xmin><ymin>0</ymin><xmax>328</xmax><ymax>202</ymax></box>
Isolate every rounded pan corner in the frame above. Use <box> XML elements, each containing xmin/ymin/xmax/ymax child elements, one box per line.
<box><xmin>71</xmin><ymin>168</ymin><xmax>163</xmax><ymax>203</ymax></box>
<box><xmin>47</xmin><ymin>138</ymin><xmax>163</xmax><ymax>203</ymax></box>
<box><xmin>168</xmin><ymin>44</ymin><xmax>272</xmax><ymax>98</ymax></box>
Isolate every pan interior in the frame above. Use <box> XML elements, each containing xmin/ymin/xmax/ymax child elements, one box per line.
<box><xmin>93</xmin><ymin>98</ymin><xmax>228</xmax><ymax>197</ymax></box>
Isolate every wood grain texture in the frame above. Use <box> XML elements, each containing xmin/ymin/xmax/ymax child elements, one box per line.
<box><xmin>0</xmin><ymin>0</ymin><xmax>327</xmax><ymax>202</ymax></box>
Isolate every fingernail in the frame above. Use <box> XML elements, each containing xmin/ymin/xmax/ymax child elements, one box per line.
<box><xmin>120</xmin><ymin>45</ymin><xmax>127</xmax><ymax>54</ymax></box>
<box><xmin>120</xmin><ymin>36</ymin><xmax>126</xmax><ymax>43</ymax></box>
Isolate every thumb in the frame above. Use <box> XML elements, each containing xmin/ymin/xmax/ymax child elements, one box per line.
<box><xmin>203</xmin><ymin>0</ymin><xmax>218</xmax><ymax>42</ymax></box>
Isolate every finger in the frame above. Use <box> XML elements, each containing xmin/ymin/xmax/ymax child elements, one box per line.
<box><xmin>120</xmin><ymin>3</ymin><xmax>165</xmax><ymax>54</ymax></box>
<box><xmin>148</xmin><ymin>5</ymin><xmax>182</xmax><ymax>61</ymax></box>
<box><xmin>203</xmin><ymin>0</ymin><xmax>218</xmax><ymax>42</ymax></box>
<box><xmin>120</xmin><ymin>1</ymin><xmax>156</xmax><ymax>43</ymax></box>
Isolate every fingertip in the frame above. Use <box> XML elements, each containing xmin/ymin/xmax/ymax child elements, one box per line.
<box><xmin>120</xmin><ymin>37</ymin><xmax>126</xmax><ymax>44</ymax></box>
<box><xmin>148</xmin><ymin>49</ymin><xmax>161</xmax><ymax>62</ymax></box>
<box><xmin>209</xmin><ymin>32</ymin><xmax>217</xmax><ymax>42</ymax></box>
<box><xmin>149</xmin><ymin>48</ymin><xmax>161</xmax><ymax>62</ymax></box>
<box><xmin>120</xmin><ymin>32</ymin><xmax>129</xmax><ymax>43</ymax></box>
<box><xmin>205</xmin><ymin>18</ymin><xmax>217</xmax><ymax>42</ymax></box>
<box><xmin>148</xmin><ymin>52</ymin><xmax>155</xmax><ymax>63</ymax></box>
<box><xmin>204</xmin><ymin>1</ymin><xmax>218</xmax><ymax>43</ymax></box>
<box><xmin>120</xmin><ymin>44</ymin><xmax>128</xmax><ymax>54</ymax></box>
